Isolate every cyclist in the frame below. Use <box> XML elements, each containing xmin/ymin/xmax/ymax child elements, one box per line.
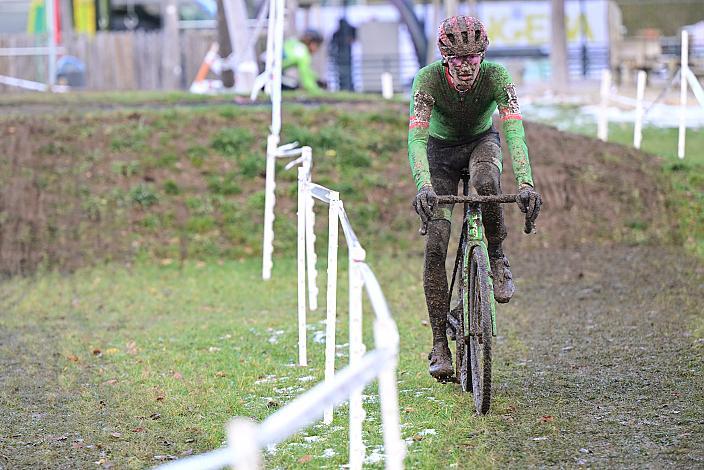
<box><xmin>282</xmin><ymin>30</ymin><xmax>325</xmax><ymax>94</ymax></box>
<box><xmin>408</xmin><ymin>16</ymin><xmax>542</xmax><ymax>380</ymax></box>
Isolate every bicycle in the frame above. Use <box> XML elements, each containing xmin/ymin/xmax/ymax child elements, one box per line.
<box><xmin>422</xmin><ymin>169</ymin><xmax>535</xmax><ymax>415</ymax></box>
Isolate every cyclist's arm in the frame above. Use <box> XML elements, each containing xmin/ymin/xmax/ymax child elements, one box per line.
<box><xmin>408</xmin><ymin>74</ymin><xmax>435</xmax><ymax>190</ymax></box>
<box><xmin>494</xmin><ymin>66</ymin><xmax>534</xmax><ymax>188</ymax></box>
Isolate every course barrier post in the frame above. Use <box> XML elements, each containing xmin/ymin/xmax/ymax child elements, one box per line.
<box><xmin>323</xmin><ymin>192</ymin><xmax>340</xmax><ymax>425</ymax></box>
<box><xmin>297</xmin><ymin>166</ymin><xmax>308</xmax><ymax>366</ymax></box>
<box><xmin>597</xmin><ymin>69</ymin><xmax>611</xmax><ymax>141</ymax></box>
<box><xmin>262</xmin><ymin>134</ymin><xmax>279</xmax><ymax>280</ymax></box>
<box><xmin>678</xmin><ymin>30</ymin><xmax>689</xmax><ymax>159</ymax></box>
<box><xmin>303</xmin><ymin>147</ymin><xmax>318</xmax><ymax>311</ymax></box>
<box><xmin>634</xmin><ymin>70</ymin><xmax>646</xmax><ymax>149</ymax></box>
<box><xmin>346</xmin><ymin>210</ymin><xmax>367</xmax><ymax>470</ymax></box>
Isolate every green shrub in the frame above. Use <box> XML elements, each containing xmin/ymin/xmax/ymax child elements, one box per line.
<box><xmin>163</xmin><ymin>180</ymin><xmax>181</xmax><ymax>195</ymax></box>
<box><xmin>211</xmin><ymin>128</ymin><xmax>254</xmax><ymax>157</ymax></box>
<box><xmin>129</xmin><ymin>184</ymin><xmax>159</xmax><ymax>208</ymax></box>
<box><xmin>207</xmin><ymin>173</ymin><xmax>241</xmax><ymax>195</ymax></box>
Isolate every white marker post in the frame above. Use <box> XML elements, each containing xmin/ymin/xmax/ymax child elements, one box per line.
<box><xmin>597</xmin><ymin>69</ymin><xmax>611</xmax><ymax>142</ymax></box>
<box><xmin>260</xmin><ymin>0</ymin><xmax>286</xmax><ymax>280</ymax></box>
<box><xmin>262</xmin><ymin>134</ymin><xmax>279</xmax><ymax>280</ymax></box>
<box><xmin>633</xmin><ymin>70</ymin><xmax>646</xmax><ymax>149</ymax></box>
<box><xmin>297</xmin><ymin>167</ymin><xmax>308</xmax><ymax>367</ymax></box>
<box><xmin>45</xmin><ymin>0</ymin><xmax>57</xmax><ymax>88</ymax></box>
<box><xmin>348</xmin><ymin>242</ymin><xmax>366</xmax><ymax>470</ymax></box>
<box><xmin>323</xmin><ymin>192</ymin><xmax>340</xmax><ymax>425</ymax></box>
<box><xmin>381</xmin><ymin>72</ymin><xmax>394</xmax><ymax>100</ymax></box>
<box><xmin>302</xmin><ymin>148</ymin><xmax>318</xmax><ymax>311</ymax></box>
<box><xmin>678</xmin><ymin>30</ymin><xmax>689</xmax><ymax>159</ymax></box>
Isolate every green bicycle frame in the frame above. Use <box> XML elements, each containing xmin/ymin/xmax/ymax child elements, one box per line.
<box><xmin>461</xmin><ymin>204</ymin><xmax>497</xmax><ymax>337</ymax></box>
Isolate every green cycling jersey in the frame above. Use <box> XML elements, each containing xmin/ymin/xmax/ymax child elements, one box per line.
<box><xmin>408</xmin><ymin>60</ymin><xmax>534</xmax><ymax>190</ymax></box>
<box><xmin>282</xmin><ymin>38</ymin><xmax>321</xmax><ymax>94</ymax></box>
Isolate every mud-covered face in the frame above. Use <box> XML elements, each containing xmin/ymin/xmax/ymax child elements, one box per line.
<box><xmin>447</xmin><ymin>54</ymin><xmax>482</xmax><ymax>91</ymax></box>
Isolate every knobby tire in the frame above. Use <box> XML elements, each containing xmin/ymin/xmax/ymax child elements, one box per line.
<box><xmin>456</xmin><ymin>244</ymin><xmax>493</xmax><ymax>414</ymax></box>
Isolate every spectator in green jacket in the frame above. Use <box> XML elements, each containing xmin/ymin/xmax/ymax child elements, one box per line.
<box><xmin>282</xmin><ymin>30</ymin><xmax>325</xmax><ymax>93</ymax></box>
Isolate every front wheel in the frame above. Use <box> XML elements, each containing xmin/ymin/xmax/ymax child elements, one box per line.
<box><xmin>458</xmin><ymin>245</ymin><xmax>493</xmax><ymax>414</ymax></box>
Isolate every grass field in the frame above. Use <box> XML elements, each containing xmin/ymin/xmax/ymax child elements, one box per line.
<box><xmin>1</xmin><ymin>93</ymin><xmax>703</xmax><ymax>468</ymax></box>
<box><xmin>0</xmin><ymin>255</ymin><xmax>534</xmax><ymax>468</ymax></box>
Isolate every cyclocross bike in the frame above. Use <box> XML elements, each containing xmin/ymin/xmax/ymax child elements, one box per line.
<box><xmin>423</xmin><ymin>169</ymin><xmax>535</xmax><ymax>415</ymax></box>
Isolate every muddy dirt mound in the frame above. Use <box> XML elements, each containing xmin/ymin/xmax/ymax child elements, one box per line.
<box><xmin>501</xmin><ymin>121</ymin><xmax>668</xmax><ymax>253</ymax></box>
<box><xmin>0</xmin><ymin>103</ymin><xmax>673</xmax><ymax>275</ymax></box>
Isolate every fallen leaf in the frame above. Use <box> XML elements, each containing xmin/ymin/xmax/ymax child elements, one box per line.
<box><xmin>105</xmin><ymin>348</ymin><xmax>119</xmax><ymax>355</ymax></box>
<box><xmin>540</xmin><ymin>415</ymin><xmax>555</xmax><ymax>423</ymax></box>
<box><xmin>132</xmin><ymin>427</ymin><xmax>145</xmax><ymax>433</ymax></box>
<box><xmin>180</xmin><ymin>449</ymin><xmax>194</xmax><ymax>456</ymax></box>
<box><xmin>126</xmin><ymin>341</ymin><xmax>138</xmax><ymax>355</ymax></box>
<box><xmin>92</xmin><ymin>348</ymin><xmax>102</xmax><ymax>356</ymax></box>
<box><xmin>266</xmin><ymin>399</ymin><xmax>280</xmax><ymax>409</ymax></box>
<box><xmin>110</xmin><ymin>432</ymin><xmax>122</xmax><ymax>439</ymax></box>
<box><xmin>149</xmin><ymin>413</ymin><xmax>161</xmax><ymax>420</ymax></box>
<box><xmin>412</xmin><ymin>434</ymin><xmax>424</xmax><ymax>442</ymax></box>
<box><xmin>215</xmin><ymin>371</ymin><xmax>227</xmax><ymax>378</ymax></box>
<box><xmin>297</xmin><ymin>454</ymin><xmax>313</xmax><ymax>464</ymax></box>
<box><xmin>185</xmin><ymin>438</ymin><xmax>195</xmax><ymax>443</ymax></box>
<box><xmin>172</xmin><ymin>371</ymin><xmax>183</xmax><ymax>380</ymax></box>
<box><xmin>403</xmin><ymin>407</ymin><xmax>415</xmax><ymax>413</ymax></box>
<box><xmin>421</xmin><ymin>320</ymin><xmax>429</xmax><ymax>326</ymax></box>
<box><xmin>67</xmin><ymin>354</ymin><xmax>79</xmax><ymax>362</ymax></box>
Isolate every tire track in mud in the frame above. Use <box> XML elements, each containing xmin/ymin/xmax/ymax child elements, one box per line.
<box><xmin>495</xmin><ymin>245</ymin><xmax>704</xmax><ymax>467</ymax></box>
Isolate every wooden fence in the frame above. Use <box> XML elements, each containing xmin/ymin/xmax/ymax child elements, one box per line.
<box><xmin>0</xmin><ymin>30</ymin><xmax>216</xmax><ymax>91</ymax></box>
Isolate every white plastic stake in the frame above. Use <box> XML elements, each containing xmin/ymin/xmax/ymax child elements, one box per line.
<box><xmin>297</xmin><ymin>167</ymin><xmax>308</xmax><ymax>366</ymax></box>
<box><xmin>597</xmin><ymin>69</ymin><xmax>611</xmax><ymax>142</ymax></box>
<box><xmin>262</xmin><ymin>134</ymin><xmax>279</xmax><ymax>280</ymax></box>
<box><xmin>381</xmin><ymin>72</ymin><xmax>394</xmax><ymax>100</ymax></box>
<box><xmin>348</xmin><ymin>251</ymin><xmax>366</xmax><ymax>470</ymax></box>
<box><xmin>227</xmin><ymin>419</ymin><xmax>261</xmax><ymax>470</ymax></box>
<box><xmin>270</xmin><ymin>0</ymin><xmax>285</xmax><ymax>136</ymax></box>
<box><xmin>376</xmin><ymin>329</ymin><xmax>404</xmax><ymax>470</ymax></box>
<box><xmin>686</xmin><ymin>68</ymin><xmax>704</xmax><ymax>108</ymax></box>
<box><xmin>45</xmin><ymin>0</ymin><xmax>57</xmax><ymax>88</ymax></box>
<box><xmin>634</xmin><ymin>70</ymin><xmax>646</xmax><ymax>149</ymax></box>
<box><xmin>323</xmin><ymin>192</ymin><xmax>340</xmax><ymax>425</ymax></box>
<box><xmin>303</xmin><ymin>148</ymin><xmax>318</xmax><ymax>311</ymax></box>
<box><xmin>678</xmin><ymin>30</ymin><xmax>688</xmax><ymax>159</ymax></box>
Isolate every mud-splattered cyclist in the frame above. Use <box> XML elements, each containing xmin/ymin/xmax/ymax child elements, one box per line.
<box><xmin>408</xmin><ymin>16</ymin><xmax>543</xmax><ymax>380</ymax></box>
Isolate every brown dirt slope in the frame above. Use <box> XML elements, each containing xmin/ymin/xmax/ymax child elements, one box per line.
<box><xmin>0</xmin><ymin>103</ymin><xmax>671</xmax><ymax>275</ymax></box>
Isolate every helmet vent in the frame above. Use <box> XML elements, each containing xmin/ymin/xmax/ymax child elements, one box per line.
<box><xmin>475</xmin><ymin>30</ymin><xmax>481</xmax><ymax>41</ymax></box>
<box><xmin>461</xmin><ymin>31</ymin><xmax>468</xmax><ymax>43</ymax></box>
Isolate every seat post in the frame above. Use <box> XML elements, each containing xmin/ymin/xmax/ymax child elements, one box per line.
<box><xmin>461</xmin><ymin>169</ymin><xmax>470</xmax><ymax>197</ymax></box>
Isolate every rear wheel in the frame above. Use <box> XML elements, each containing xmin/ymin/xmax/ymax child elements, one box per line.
<box><xmin>458</xmin><ymin>245</ymin><xmax>493</xmax><ymax>414</ymax></box>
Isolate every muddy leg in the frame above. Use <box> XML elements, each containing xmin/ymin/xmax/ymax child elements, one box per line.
<box><xmin>471</xmin><ymin>161</ymin><xmax>507</xmax><ymax>257</ymax></box>
<box><xmin>423</xmin><ymin>219</ymin><xmax>452</xmax><ymax>345</ymax></box>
